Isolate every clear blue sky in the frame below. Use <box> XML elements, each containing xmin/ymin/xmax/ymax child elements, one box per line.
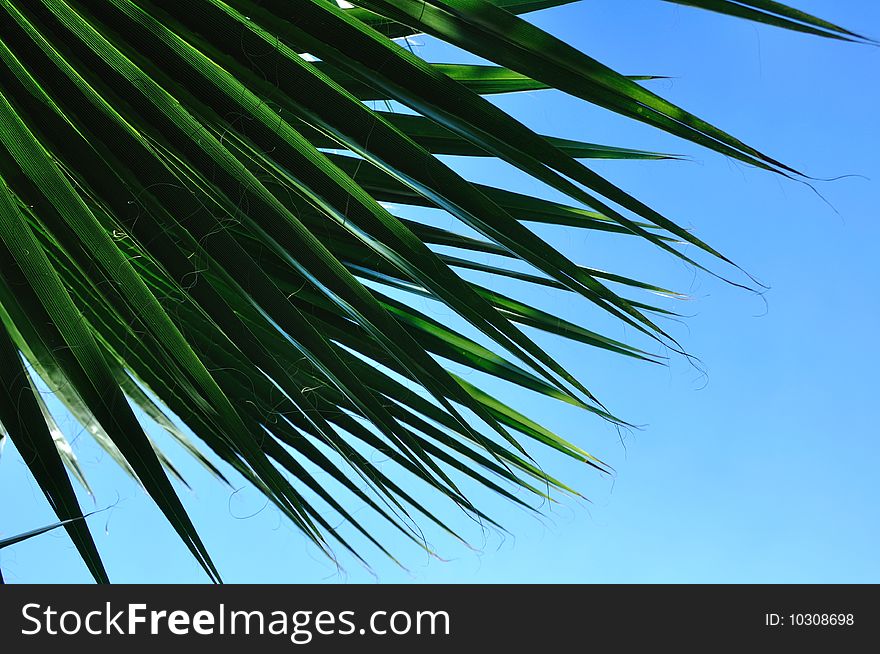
<box><xmin>2</xmin><ymin>0</ymin><xmax>878</xmax><ymax>583</ymax></box>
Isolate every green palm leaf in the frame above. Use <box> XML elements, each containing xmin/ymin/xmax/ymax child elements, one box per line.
<box><xmin>0</xmin><ymin>0</ymin><xmax>863</xmax><ymax>581</ymax></box>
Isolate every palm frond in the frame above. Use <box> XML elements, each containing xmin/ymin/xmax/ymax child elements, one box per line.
<box><xmin>0</xmin><ymin>0</ymin><xmax>862</xmax><ymax>581</ymax></box>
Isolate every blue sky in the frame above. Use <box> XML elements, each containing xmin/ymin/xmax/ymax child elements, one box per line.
<box><xmin>2</xmin><ymin>0</ymin><xmax>878</xmax><ymax>583</ymax></box>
